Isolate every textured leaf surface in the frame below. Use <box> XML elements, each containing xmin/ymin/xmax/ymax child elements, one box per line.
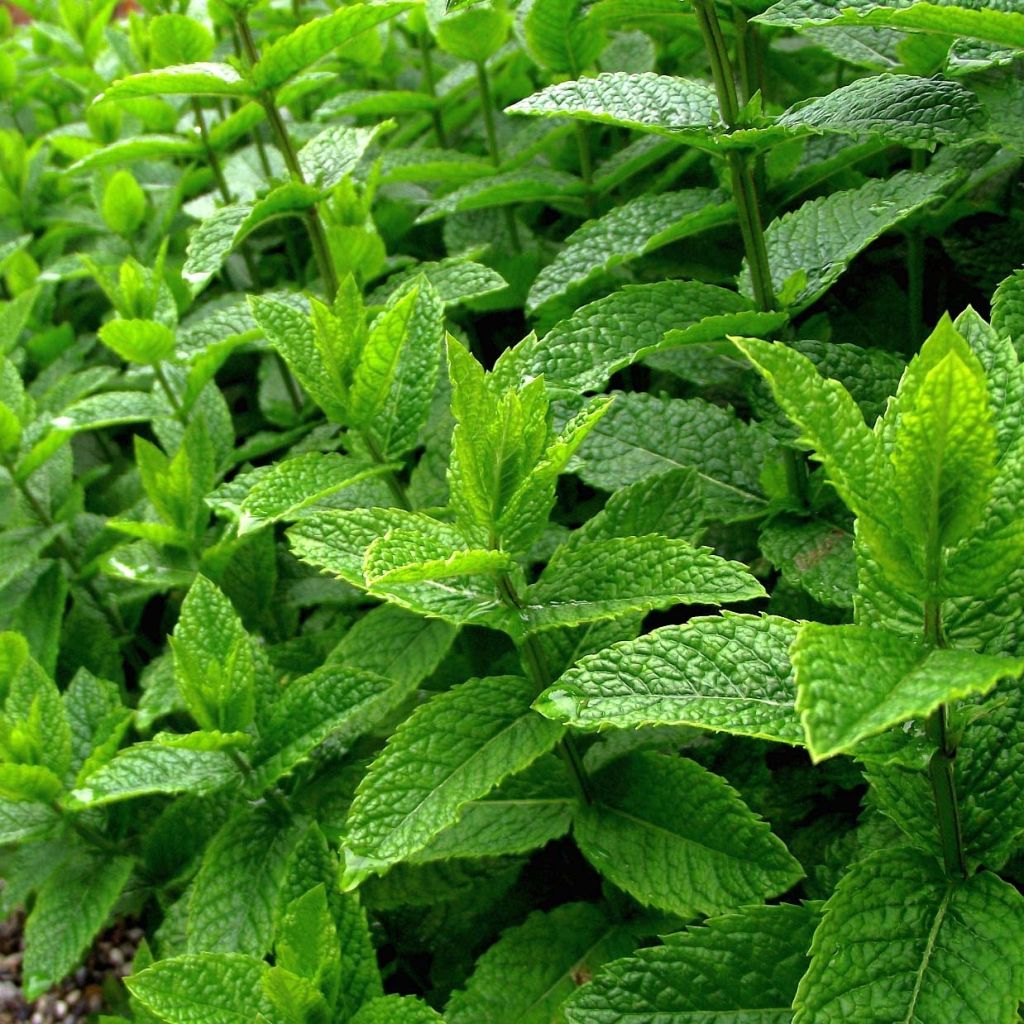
<box><xmin>991</xmin><ymin>269</ymin><xmax>1024</xmax><ymax>351</ymax></box>
<box><xmin>794</xmin><ymin>846</ymin><xmax>1024</xmax><ymax>1024</ymax></box>
<box><xmin>779</xmin><ymin>74</ymin><xmax>985</xmax><ymax>147</ymax></box>
<box><xmin>70</xmin><ymin>742</ymin><xmax>240</xmax><ymax>806</ymax></box>
<box><xmin>526</xmin><ymin>191</ymin><xmax>733</xmax><ymax>313</ymax></box>
<box><xmin>739</xmin><ymin>170</ymin><xmax>955</xmax><ymax>312</ymax></box>
<box><xmin>340</xmin><ymin>675</ymin><xmax>564</xmax><ymax>887</ymax></box>
<box><xmin>298</xmin><ymin>123</ymin><xmax>389</xmax><ymax>191</ymax></box>
<box><xmin>793</xmin><ymin>623</ymin><xmax>1024</xmax><ymax>760</ymax></box>
<box><xmin>537</xmin><ymin>614</ymin><xmax>802</xmax><ymax>744</ymax></box>
<box><xmin>415</xmin><ymin>169</ymin><xmax>584</xmax><ymax>224</ymax></box>
<box><xmin>253</xmin><ymin>3</ymin><xmax>415</xmax><ymax>89</ymax></box>
<box><xmin>525</xmin><ymin>535</ymin><xmax>765</xmax><ymax>630</ymax></box>
<box><xmin>188</xmin><ymin>805</ymin><xmax>305</xmax><ymax>956</ymax></box>
<box><xmin>446</xmin><ymin>903</ymin><xmax>640</xmax><ymax>1024</ymax></box>
<box><xmin>575</xmin><ymin>392</ymin><xmax>776</xmax><ymax>521</ymax></box>
<box><xmin>68</xmin><ymin>136</ymin><xmax>202</xmax><ymax>172</ymax></box>
<box><xmin>760</xmin><ymin>517</ymin><xmax>856</xmax><ymax>608</ymax></box>
<box><xmin>512</xmin><ymin>281</ymin><xmax>783</xmax><ymax>393</ymax></box>
<box><xmin>563</xmin><ymin>903</ymin><xmax>818</xmax><ymax>1024</ymax></box>
<box><xmin>575</xmin><ymin>752</ymin><xmax>802</xmax><ymax>917</ymax></box>
<box><xmin>99</xmin><ymin>63</ymin><xmax>249</xmax><ymax>100</ymax></box>
<box><xmin>507</xmin><ymin>72</ymin><xmax>720</xmax><ymax>135</ymax></box>
<box><xmin>23</xmin><ymin>853</ymin><xmax>134</xmax><ymax>999</ymax></box>
<box><xmin>523</xmin><ymin>0</ymin><xmax>605</xmax><ymax>72</ymax></box>
<box><xmin>232</xmin><ymin>453</ymin><xmax>387</xmax><ymax>533</ymax></box>
<box><xmin>351</xmin><ymin>996</ymin><xmax>444</xmax><ymax>1024</ymax></box>
<box><xmin>127</xmin><ymin>953</ymin><xmax>283</xmax><ymax>1024</ymax></box>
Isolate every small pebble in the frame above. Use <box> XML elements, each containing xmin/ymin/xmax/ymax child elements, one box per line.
<box><xmin>52</xmin><ymin>1001</ymin><xmax>67</xmax><ymax>1019</ymax></box>
<box><xmin>107</xmin><ymin>948</ymin><xmax>124</xmax><ymax>968</ymax></box>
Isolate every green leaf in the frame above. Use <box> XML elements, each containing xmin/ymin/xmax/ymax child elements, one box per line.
<box><xmin>373</xmin><ymin>278</ymin><xmax>445</xmax><ymax>459</ymax></box>
<box><xmin>340</xmin><ymin>675</ymin><xmax>564</xmax><ymax>888</ymax></box>
<box><xmin>991</xmin><ymin>268</ymin><xmax>1024</xmax><ymax>351</ymax></box>
<box><xmin>575</xmin><ymin>752</ymin><xmax>802</xmax><ymax>917</ymax></box>
<box><xmin>150</xmin><ymin>13</ymin><xmax>214</xmax><ymax>65</ymax></box>
<box><xmin>252</xmin><ymin>665</ymin><xmax>420</xmax><ymax>790</ymax></box>
<box><xmin>98</xmin><ymin>318</ymin><xmax>176</xmax><ymax>365</ymax></box>
<box><xmin>575</xmin><ymin>391</ymin><xmax>775</xmax><ymax>522</ymax></box>
<box><xmin>23</xmin><ymin>852</ymin><xmax>134</xmax><ymax>999</ymax></box>
<box><xmin>228</xmin><ymin>453</ymin><xmax>390</xmax><ymax>534</ymax></box>
<box><xmin>562</xmin><ymin>903</ymin><xmax>818</xmax><ymax>1024</ymax></box>
<box><xmin>523</xmin><ymin>0</ymin><xmax>606</xmax><ymax>73</ymax></box>
<box><xmin>760</xmin><ymin>516</ymin><xmax>856</xmax><ymax>608</ymax></box>
<box><xmin>69</xmin><ymin>741</ymin><xmax>241</xmax><ymax>807</ymax></box>
<box><xmin>332</xmin><ymin>891</ymin><xmax>383</xmax><ymax>1015</ymax></box>
<box><xmin>779</xmin><ymin>74</ymin><xmax>986</xmax><ymax>148</ymax></box>
<box><xmin>793</xmin><ymin>846</ymin><xmax>1024</xmax><ymax>1024</ymax></box>
<box><xmin>756</xmin><ymin>0</ymin><xmax>1024</xmax><ymax>49</ymax></box>
<box><xmin>252</xmin><ymin>3</ymin><xmax>416</xmax><ymax>90</ymax></box>
<box><xmin>446</xmin><ymin>903</ymin><xmax>640</xmax><ymax>1024</ymax></box>
<box><xmin>511</xmin><ymin>281</ymin><xmax>784</xmax><ymax>394</ymax></box>
<box><xmin>738</xmin><ymin>169</ymin><xmax>955</xmax><ymax>313</ymax></box>
<box><xmin>99</xmin><ymin>63</ymin><xmax>250</xmax><ymax>100</ymax></box>
<box><xmin>348</xmin><ymin>285</ymin><xmax>420</xmax><ymax>430</ymax></box>
<box><xmin>364</xmin><ymin>531</ymin><xmax>513</xmax><ymax>585</ymax></box>
<box><xmin>351</xmin><ymin>997</ymin><xmax>444</xmax><ymax>1024</ymax></box>
<box><xmin>0</xmin><ymin>763</ymin><xmax>64</xmax><ymax>802</ymax></box>
<box><xmin>411</xmin><ymin>757</ymin><xmax>574</xmax><ymax>862</ymax></box>
<box><xmin>127</xmin><ymin>953</ymin><xmax>286</xmax><ymax>1024</ymax></box>
<box><xmin>188</xmin><ymin>804</ymin><xmax>306</xmax><ymax>956</ymax></box>
<box><xmin>507</xmin><ymin>72</ymin><xmax>720</xmax><ymax>135</ymax></box>
<box><xmin>0</xmin><ymin>799</ymin><xmax>58</xmax><ymax>843</ymax></box>
<box><xmin>172</xmin><ymin>575</ymin><xmax>255</xmax><ymax>734</ymax></box>
<box><xmin>536</xmin><ymin>613</ymin><xmax>803</xmax><ymax>744</ymax></box>
<box><xmin>526</xmin><ymin>191</ymin><xmax>734</xmax><ymax>314</ymax></box>
<box><xmin>415</xmin><ymin>168</ymin><xmax>585</xmax><ymax>224</ymax></box>
<box><xmin>298</xmin><ymin>123</ymin><xmax>391</xmax><ymax>191</ymax></box>
<box><xmin>101</xmin><ymin>170</ymin><xmax>147</xmax><ymax>236</ymax></box>
<box><xmin>249</xmin><ymin>296</ymin><xmax>347</xmax><ymax>423</ymax></box>
<box><xmin>367</xmin><ymin>257</ymin><xmax>507</xmax><ymax>309</ymax></box>
<box><xmin>68</xmin><ymin>135</ymin><xmax>203</xmax><ymax>173</ymax></box>
<box><xmin>525</xmin><ymin>535</ymin><xmax>765</xmax><ymax>630</ymax></box>
<box><xmin>793</xmin><ymin>622</ymin><xmax>1024</xmax><ymax>760</ymax></box>
<box><xmin>276</xmin><ymin>885</ymin><xmax>341</xmax><ymax>1008</ymax></box>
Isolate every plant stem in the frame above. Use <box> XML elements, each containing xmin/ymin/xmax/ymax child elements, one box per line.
<box><xmin>497</xmin><ymin>573</ymin><xmax>593</xmax><ymax>805</ymax></box>
<box><xmin>474</xmin><ymin>60</ymin><xmax>522</xmax><ymax>249</ymax></box>
<box><xmin>923</xmin><ymin>599</ymin><xmax>968</xmax><ymax>879</ymax></box>
<box><xmin>153</xmin><ymin>362</ymin><xmax>186</xmax><ymax>422</ymax></box>
<box><xmin>692</xmin><ymin>0</ymin><xmax>776</xmax><ymax>312</ymax></box>
<box><xmin>235</xmin><ymin>11</ymin><xmax>340</xmax><ymax>301</ymax></box>
<box><xmin>419</xmin><ymin>31</ymin><xmax>448</xmax><ymax>147</ymax></box>
<box><xmin>228</xmin><ymin>748</ymin><xmax>293</xmax><ymax>818</ymax></box>
<box><xmin>361</xmin><ymin>429</ymin><xmax>412</xmax><ymax>511</ymax></box>
<box><xmin>55</xmin><ymin>803</ymin><xmax>128</xmax><ymax>855</ymax></box>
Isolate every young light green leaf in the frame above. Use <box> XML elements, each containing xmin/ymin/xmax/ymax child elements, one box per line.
<box><xmin>779</xmin><ymin>74</ymin><xmax>986</xmax><ymax>148</ymax></box>
<box><xmin>252</xmin><ymin>3</ymin><xmax>416</xmax><ymax>90</ymax></box>
<box><xmin>275</xmin><ymin>885</ymin><xmax>341</xmax><ymax>1007</ymax></box>
<box><xmin>562</xmin><ymin>902</ymin><xmax>818</xmax><ymax>1024</ymax></box>
<box><xmin>99</xmin><ymin>63</ymin><xmax>250</xmax><ymax>101</ymax></box>
<box><xmin>536</xmin><ymin>613</ymin><xmax>803</xmax><ymax>744</ymax></box>
<box><xmin>172</xmin><ymin>576</ymin><xmax>255</xmax><ymax>734</ymax></box>
<box><xmin>525</xmin><ymin>535</ymin><xmax>765</xmax><ymax>630</ymax></box>
<box><xmin>415</xmin><ymin>168</ymin><xmax>585</xmax><ymax>224</ymax></box>
<box><xmin>351</xmin><ymin>997</ymin><xmax>444</xmax><ymax>1024</ymax></box>
<box><xmin>340</xmin><ymin>675</ymin><xmax>564</xmax><ymax>888</ymax></box>
<box><xmin>575</xmin><ymin>752</ymin><xmax>802</xmax><ymax>918</ymax></box>
<box><xmin>0</xmin><ymin>764</ymin><xmax>64</xmax><ymax>803</ymax></box>
<box><xmin>522</xmin><ymin>0</ymin><xmax>605</xmax><ymax>73</ymax></box>
<box><xmin>575</xmin><ymin>391</ymin><xmax>776</xmax><ymax>522</ymax></box>
<box><xmin>126</xmin><ymin>953</ymin><xmax>286</xmax><ymax>1024</ymax></box>
<box><xmin>68</xmin><ymin>136</ymin><xmax>204</xmax><ymax>174</ymax></box>
<box><xmin>364</xmin><ymin>531</ymin><xmax>513</xmax><ymax>585</ymax></box>
<box><xmin>149</xmin><ymin>13</ymin><xmax>214</xmax><ymax>65</ymax></box>
<box><xmin>98</xmin><ymin>319</ymin><xmax>176</xmax><ymax>365</ymax></box>
<box><xmin>22</xmin><ymin>852</ymin><xmax>134</xmax><ymax>1000</ymax></box>
<box><xmin>446</xmin><ymin>903</ymin><xmax>640</xmax><ymax>1024</ymax></box>
<box><xmin>794</xmin><ymin>846</ymin><xmax>1024</xmax><ymax>1024</ymax></box>
<box><xmin>738</xmin><ymin>169</ymin><xmax>955</xmax><ymax>313</ymax></box>
<box><xmin>526</xmin><ymin>190</ymin><xmax>734</xmax><ymax>314</ymax></box>
<box><xmin>793</xmin><ymin>622</ymin><xmax>1024</xmax><ymax>760</ymax></box>
<box><xmin>188</xmin><ymin>804</ymin><xmax>306</xmax><ymax>956</ymax></box>
<box><xmin>506</xmin><ymin>72</ymin><xmax>720</xmax><ymax>135</ymax></box>
<box><xmin>298</xmin><ymin>123</ymin><xmax>391</xmax><ymax>191</ymax></box>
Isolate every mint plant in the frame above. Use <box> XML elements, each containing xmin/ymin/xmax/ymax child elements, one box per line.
<box><xmin>1</xmin><ymin>0</ymin><xmax>1024</xmax><ymax>1021</ymax></box>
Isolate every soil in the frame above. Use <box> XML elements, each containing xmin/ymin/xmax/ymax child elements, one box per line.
<box><xmin>0</xmin><ymin>913</ymin><xmax>142</xmax><ymax>1024</ymax></box>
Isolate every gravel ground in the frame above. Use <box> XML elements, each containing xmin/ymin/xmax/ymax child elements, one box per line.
<box><xmin>0</xmin><ymin>914</ymin><xmax>143</xmax><ymax>1024</ymax></box>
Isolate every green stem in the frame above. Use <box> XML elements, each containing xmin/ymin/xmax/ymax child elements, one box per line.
<box><xmin>497</xmin><ymin>573</ymin><xmax>593</xmax><ymax>805</ymax></box>
<box><xmin>55</xmin><ymin>803</ymin><xmax>128</xmax><ymax>855</ymax></box>
<box><xmin>153</xmin><ymin>362</ymin><xmax>186</xmax><ymax>422</ymax></box>
<box><xmin>235</xmin><ymin>12</ymin><xmax>340</xmax><ymax>301</ymax></box>
<box><xmin>474</xmin><ymin>60</ymin><xmax>521</xmax><ymax>250</ymax></box>
<box><xmin>733</xmin><ymin>8</ymin><xmax>755</xmax><ymax>106</ymax></box>
<box><xmin>361</xmin><ymin>429</ymin><xmax>412</xmax><ymax>511</ymax></box>
<box><xmin>228</xmin><ymin>748</ymin><xmax>292</xmax><ymax>818</ymax></box>
<box><xmin>692</xmin><ymin>0</ymin><xmax>776</xmax><ymax>313</ymax></box>
<box><xmin>923</xmin><ymin>600</ymin><xmax>967</xmax><ymax>879</ymax></box>
<box><xmin>419</xmin><ymin>31</ymin><xmax>448</xmax><ymax>148</ymax></box>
